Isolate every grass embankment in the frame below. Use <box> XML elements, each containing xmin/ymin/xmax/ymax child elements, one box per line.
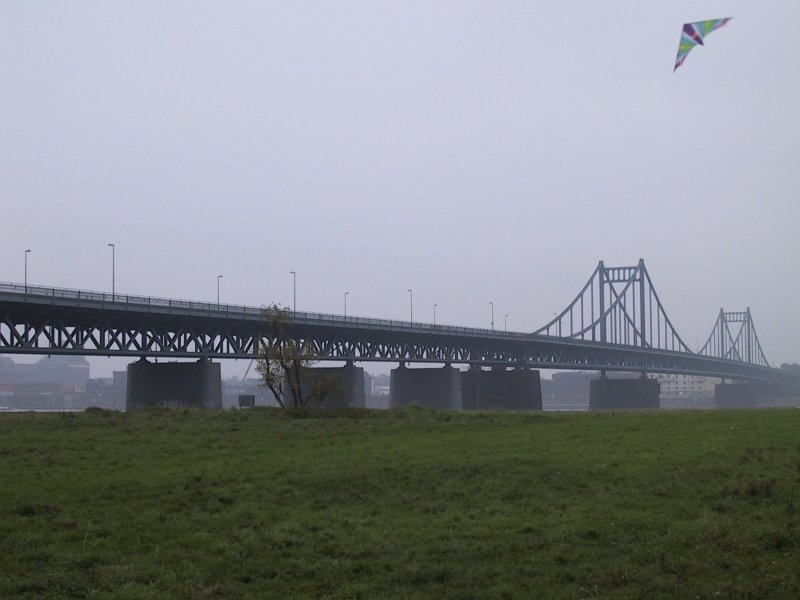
<box><xmin>1</xmin><ymin>407</ymin><xmax>799</xmax><ymax>599</ymax></box>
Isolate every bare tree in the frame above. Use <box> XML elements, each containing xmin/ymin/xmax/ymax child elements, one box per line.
<box><xmin>255</xmin><ymin>304</ymin><xmax>339</xmax><ymax>409</ymax></box>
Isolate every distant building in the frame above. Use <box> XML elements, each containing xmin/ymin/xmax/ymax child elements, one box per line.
<box><xmin>655</xmin><ymin>373</ymin><xmax>719</xmax><ymax>408</ymax></box>
<box><xmin>542</xmin><ymin>372</ymin><xmax>594</xmax><ymax>407</ymax></box>
<box><xmin>366</xmin><ymin>371</ymin><xmax>390</xmax><ymax>408</ymax></box>
<box><xmin>0</xmin><ymin>354</ymin><xmax>90</xmax><ymax>386</ymax></box>
<box><xmin>222</xmin><ymin>377</ymin><xmax>277</xmax><ymax>408</ymax></box>
<box><xmin>0</xmin><ymin>355</ymin><xmax>91</xmax><ymax>409</ymax></box>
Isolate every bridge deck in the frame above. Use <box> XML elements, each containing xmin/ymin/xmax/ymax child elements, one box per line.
<box><xmin>0</xmin><ymin>282</ymin><xmax>787</xmax><ymax>383</ymax></box>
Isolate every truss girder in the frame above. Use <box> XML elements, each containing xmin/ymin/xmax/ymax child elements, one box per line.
<box><xmin>0</xmin><ymin>280</ymin><xmax>785</xmax><ymax>383</ymax></box>
<box><xmin>0</xmin><ymin>306</ymin><xmax>781</xmax><ymax>383</ymax></box>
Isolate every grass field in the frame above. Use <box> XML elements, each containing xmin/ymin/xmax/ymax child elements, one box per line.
<box><xmin>1</xmin><ymin>407</ymin><xmax>799</xmax><ymax>599</ymax></box>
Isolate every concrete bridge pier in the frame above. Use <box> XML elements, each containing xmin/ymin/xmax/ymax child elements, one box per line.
<box><xmin>126</xmin><ymin>357</ymin><xmax>222</xmax><ymax>410</ymax></box>
<box><xmin>714</xmin><ymin>382</ymin><xmax>798</xmax><ymax>408</ymax></box>
<box><xmin>714</xmin><ymin>382</ymin><xmax>760</xmax><ymax>408</ymax></box>
<box><xmin>303</xmin><ymin>361</ymin><xmax>366</xmax><ymax>409</ymax></box>
<box><xmin>461</xmin><ymin>365</ymin><xmax>542</xmax><ymax>411</ymax></box>
<box><xmin>390</xmin><ymin>363</ymin><xmax>463</xmax><ymax>410</ymax></box>
<box><xmin>460</xmin><ymin>365</ymin><xmax>482</xmax><ymax>411</ymax></box>
<box><xmin>589</xmin><ymin>373</ymin><xmax>660</xmax><ymax>410</ymax></box>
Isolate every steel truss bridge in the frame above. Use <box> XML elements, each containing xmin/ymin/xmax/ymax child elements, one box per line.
<box><xmin>0</xmin><ymin>260</ymin><xmax>787</xmax><ymax>382</ymax></box>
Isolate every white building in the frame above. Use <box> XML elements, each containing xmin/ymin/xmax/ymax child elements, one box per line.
<box><xmin>655</xmin><ymin>373</ymin><xmax>719</xmax><ymax>401</ymax></box>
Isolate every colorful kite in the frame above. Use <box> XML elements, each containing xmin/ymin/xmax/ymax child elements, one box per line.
<box><xmin>674</xmin><ymin>18</ymin><xmax>733</xmax><ymax>71</ymax></box>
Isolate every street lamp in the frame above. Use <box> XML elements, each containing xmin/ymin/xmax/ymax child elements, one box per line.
<box><xmin>407</xmin><ymin>289</ymin><xmax>413</xmax><ymax>326</ymax></box>
<box><xmin>434</xmin><ymin>303</ymin><xmax>438</xmax><ymax>326</ymax></box>
<box><xmin>290</xmin><ymin>271</ymin><xmax>296</xmax><ymax>314</ymax></box>
<box><xmin>24</xmin><ymin>249</ymin><xmax>31</xmax><ymax>294</ymax></box>
<box><xmin>107</xmin><ymin>243</ymin><xmax>115</xmax><ymax>297</ymax></box>
<box><xmin>490</xmin><ymin>302</ymin><xmax>494</xmax><ymax>331</ymax></box>
<box><xmin>505</xmin><ymin>314</ymin><xmax>509</xmax><ymax>332</ymax></box>
<box><xmin>344</xmin><ymin>291</ymin><xmax>349</xmax><ymax>321</ymax></box>
<box><xmin>217</xmin><ymin>274</ymin><xmax>223</xmax><ymax>307</ymax></box>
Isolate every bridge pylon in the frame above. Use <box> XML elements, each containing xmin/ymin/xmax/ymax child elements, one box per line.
<box><xmin>534</xmin><ymin>259</ymin><xmax>691</xmax><ymax>354</ymax></box>
<box><xmin>698</xmin><ymin>308</ymin><xmax>770</xmax><ymax>367</ymax></box>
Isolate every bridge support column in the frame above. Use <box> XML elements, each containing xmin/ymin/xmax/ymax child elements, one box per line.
<box><xmin>714</xmin><ymin>382</ymin><xmax>798</xmax><ymax>409</ymax></box>
<box><xmin>302</xmin><ymin>361</ymin><xmax>366</xmax><ymax>409</ymax></box>
<box><xmin>461</xmin><ymin>365</ymin><xmax>482</xmax><ymax>410</ymax></box>
<box><xmin>389</xmin><ymin>363</ymin><xmax>463</xmax><ymax>410</ymax></box>
<box><xmin>125</xmin><ymin>358</ymin><xmax>222</xmax><ymax>410</ymax></box>
<box><xmin>461</xmin><ymin>365</ymin><xmax>542</xmax><ymax>411</ymax></box>
<box><xmin>589</xmin><ymin>374</ymin><xmax>660</xmax><ymax>410</ymax></box>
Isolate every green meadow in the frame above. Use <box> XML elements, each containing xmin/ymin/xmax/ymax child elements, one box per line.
<box><xmin>1</xmin><ymin>407</ymin><xmax>799</xmax><ymax>599</ymax></box>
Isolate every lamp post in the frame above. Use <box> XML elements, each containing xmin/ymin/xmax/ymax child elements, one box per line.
<box><xmin>407</xmin><ymin>289</ymin><xmax>413</xmax><ymax>327</ymax></box>
<box><xmin>217</xmin><ymin>274</ymin><xmax>223</xmax><ymax>307</ymax></box>
<box><xmin>505</xmin><ymin>314</ymin><xmax>509</xmax><ymax>332</ymax></box>
<box><xmin>344</xmin><ymin>291</ymin><xmax>349</xmax><ymax>321</ymax></box>
<box><xmin>24</xmin><ymin>249</ymin><xmax>31</xmax><ymax>294</ymax></box>
<box><xmin>290</xmin><ymin>271</ymin><xmax>296</xmax><ymax>314</ymax></box>
<box><xmin>107</xmin><ymin>243</ymin><xmax>115</xmax><ymax>297</ymax></box>
<box><xmin>434</xmin><ymin>303</ymin><xmax>438</xmax><ymax>326</ymax></box>
<box><xmin>490</xmin><ymin>302</ymin><xmax>494</xmax><ymax>331</ymax></box>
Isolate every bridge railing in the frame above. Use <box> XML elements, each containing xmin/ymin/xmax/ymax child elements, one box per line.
<box><xmin>0</xmin><ymin>281</ymin><xmax>533</xmax><ymax>340</ymax></box>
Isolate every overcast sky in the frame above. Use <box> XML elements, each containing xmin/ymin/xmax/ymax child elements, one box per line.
<box><xmin>2</xmin><ymin>1</ymin><xmax>799</xmax><ymax>377</ymax></box>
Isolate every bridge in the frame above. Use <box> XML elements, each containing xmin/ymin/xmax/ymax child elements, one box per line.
<box><xmin>0</xmin><ymin>260</ymin><xmax>792</xmax><ymax>411</ymax></box>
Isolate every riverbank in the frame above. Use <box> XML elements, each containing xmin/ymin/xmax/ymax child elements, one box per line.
<box><xmin>2</xmin><ymin>407</ymin><xmax>798</xmax><ymax>598</ymax></box>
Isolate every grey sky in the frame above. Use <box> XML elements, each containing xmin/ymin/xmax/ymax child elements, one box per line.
<box><xmin>2</xmin><ymin>1</ymin><xmax>799</xmax><ymax>377</ymax></box>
